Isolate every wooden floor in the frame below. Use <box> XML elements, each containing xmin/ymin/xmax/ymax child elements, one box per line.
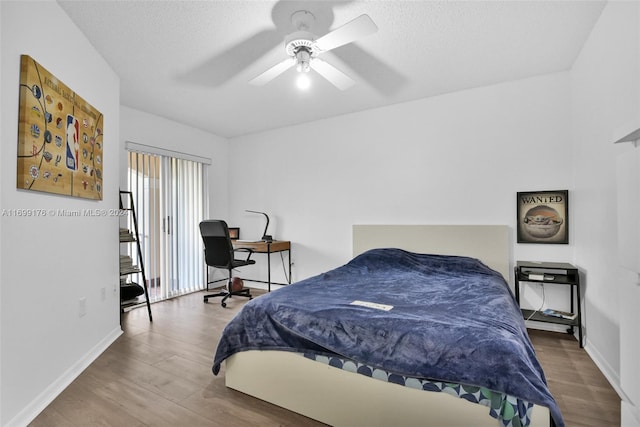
<box><xmin>31</xmin><ymin>289</ymin><xmax>620</xmax><ymax>427</ymax></box>
<box><xmin>526</xmin><ymin>328</ymin><xmax>621</xmax><ymax>427</ymax></box>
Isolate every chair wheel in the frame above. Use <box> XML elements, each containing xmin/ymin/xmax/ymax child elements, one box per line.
<box><xmin>221</xmin><ymin>302</ymin><xmax>227</xmax><ymax>308</ymax></box>
<box><xmin>203</xmin><ymin>298</ymin><xmax>208</xmax><ymax>303</ymax></box>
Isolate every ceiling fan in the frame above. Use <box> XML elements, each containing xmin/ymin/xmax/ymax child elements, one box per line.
<box><xmin>250</xmin><ymin>10</ymin><xmax>378</xmax><ymax>90</ymax></box>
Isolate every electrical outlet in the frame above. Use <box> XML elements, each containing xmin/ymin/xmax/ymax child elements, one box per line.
<box><xmin>79</xmin><ymin>297</ymin><xmax>86</xmax><ymax>317</ymax></box>
<box><xmin>100</xmin><ymin>287</ymin><xmax>106</xmax><ymax>301</ymax></box>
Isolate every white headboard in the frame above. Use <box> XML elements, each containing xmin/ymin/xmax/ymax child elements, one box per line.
<box><xmin>353</xmin><ymin>225</ymin><xmax>510</xmax><ymax>279</ymax></box>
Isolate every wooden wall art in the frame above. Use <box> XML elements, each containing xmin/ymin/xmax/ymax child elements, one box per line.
<box><xmin>17</xmin><ymin>55</ymin><xmax>103</xmax><ymax>200</ymax></box>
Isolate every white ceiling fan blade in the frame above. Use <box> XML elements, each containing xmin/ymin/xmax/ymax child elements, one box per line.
<box><xmin>249</xmin><ymin>58</ymin><xmax>295</xmax><ymax>86</ymax></box>
<box><xmin>314</xmin><ymin>14</ymin><xmax>378</xmax><ymax>52</ymax></box>
<box><xmin>311</xmin><ymin>58</ymin><xmax>355</xmax><ymax>91</ymax></box>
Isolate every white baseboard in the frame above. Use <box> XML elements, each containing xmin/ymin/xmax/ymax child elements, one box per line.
<box><xmin>5</xmin><ymin>326</ymin><xmax>123</xmax><ymax>427</ymax></box>
<box><xmin>622</xmin><ymin>401</ymin><xmax>640</xmax><ymax>427</ymax></box>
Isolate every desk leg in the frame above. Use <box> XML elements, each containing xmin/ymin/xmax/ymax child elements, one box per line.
<box><xmin>576</xmin><ymin>275</ymin><xmax>583</xmax><ymax>348</ymax></box>
<box><xmin>267</xmin><ymin>244</ymin><xmax>271</xmax><ymax>292</ymax></box>
<box><xmin>288</xmin><ymin>248</ymin><xmax>292</xmax><ymax>284</ymax></box>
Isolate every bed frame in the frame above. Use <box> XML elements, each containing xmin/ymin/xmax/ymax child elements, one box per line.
<box><xmin>224</xmin><ymin>225</ymin><xmax>551</xmax><ymax>427</ymax></box>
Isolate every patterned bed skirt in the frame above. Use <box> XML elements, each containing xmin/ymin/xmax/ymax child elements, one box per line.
<box><xmin>301</xmin><ymin>352</ymin><xmax>535</xmax><ymax>427</ymax></box>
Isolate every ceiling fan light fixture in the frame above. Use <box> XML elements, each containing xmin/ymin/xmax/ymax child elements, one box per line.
<box><xmin>296</xmin><ymin>61</ymin><xmax>310</xmax><ymax>73</ymax></box>
<box><xmin>296</xmin><ymin>73</ymin><xmax>311</xmax><ymax>90</ymax></box>
<box><xmin>295</xmin><ymin>48</ymin><xmax>311</xmax><ymax>73</ymax></box>
<box><xmin>249</xmin><ymin>11</ymin><xmax>377</xmax><ymax>91</ymax></box>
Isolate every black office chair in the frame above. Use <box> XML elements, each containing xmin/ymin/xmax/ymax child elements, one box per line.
<box><xmin>200</xmin><ymin>220</ymin><xmax>254</xmax><ymax>307</ymax></box>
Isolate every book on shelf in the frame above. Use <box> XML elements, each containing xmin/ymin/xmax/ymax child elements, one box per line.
<box><xmin>542</xmin><ymin>308</ymin><xmax>576</xmax><ymax>320</ymax></box>
<box><xmin>119</xmin><ymin>228</ymin><xmax>135</xmax><ymax>242</ymax></box>
<box><xmin>119</xmin><ymin>255</ymin><xmax>140</xmax><ymax>274</ymax></box>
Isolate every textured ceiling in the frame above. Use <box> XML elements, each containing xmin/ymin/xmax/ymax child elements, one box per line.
<box><xmin>57</xmin><ymin>0</ymin><xmax>606</xmax><ymax>138</ymax></box>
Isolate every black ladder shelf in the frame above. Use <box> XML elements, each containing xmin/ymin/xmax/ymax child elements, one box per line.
<box><xmin>119</xmin><ymin>190</ymin><xmax>153</xmax><ymax>321</ymax></box>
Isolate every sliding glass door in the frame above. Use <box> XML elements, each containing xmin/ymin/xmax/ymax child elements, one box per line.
<box><xmin>127</xmin><ymin>150</ymin><xmax>207</xmax><ymax>301</ymax></box>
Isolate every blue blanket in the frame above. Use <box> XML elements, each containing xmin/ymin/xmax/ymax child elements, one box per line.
<box><xmin>213</xmin><ymin>248</ymin><xmax>563</xmax><ymax>426</ymax></box>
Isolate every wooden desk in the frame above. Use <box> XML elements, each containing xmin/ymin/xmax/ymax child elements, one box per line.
<box><xmin>232</xmin><ymin>240</ymin><xmax>291</xmax><ymax>292</ymax></box>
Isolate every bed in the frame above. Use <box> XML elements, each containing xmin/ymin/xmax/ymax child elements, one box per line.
<box><xmin>212</xmin><ymin>225</ymin><xmax>562</xmax><ymax>427</ymax></box>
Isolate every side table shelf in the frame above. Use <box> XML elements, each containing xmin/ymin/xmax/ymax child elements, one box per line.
<box><xmin>514</xmin><ymin>261</ymin><xmax>582</xmax><ymax>347</ymax></box>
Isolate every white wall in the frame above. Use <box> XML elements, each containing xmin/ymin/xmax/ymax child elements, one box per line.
<box><xmin>0</xmin><ymin>2</ymin><xmax>4</xmax><ymax>422</ymax></box>
<box><xmin>0</xmin><ymin>1</ymin><xmax>121</xmax><ymax>426</ymax></box>
<box><xmin>0</xmin><ymin>0</ymin><xmax>4</xmax><ymax>425</ymax></box>
<box><xmin>228</xmin><ymin>72</ymin><xmax>574</xmax><ymax>299</ymax></box>
<box><xmin>571</xmin><ymin>0</ymin><xmax>639</xmax><ymax>424</ymax></box>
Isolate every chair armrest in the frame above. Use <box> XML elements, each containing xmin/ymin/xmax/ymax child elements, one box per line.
<box><xmin>234</xmin><ymin>247</ymin><xmax>254</xmax><ymax>262</ymax></box>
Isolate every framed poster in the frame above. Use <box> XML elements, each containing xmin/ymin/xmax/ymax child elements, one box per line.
<box><xmin>16</xmin><ymin>55</ymin><xmax>103</xmax><ymax>200</ymax></box>
<box><xmin>517</xmin><ymin>190</ymin><xmax>568</xmax><ymax>244</ymax></box>
<box><xmin>228</xmin><ymin>227</ymin><xmax>240</xmax><ymax>240</ymax></box>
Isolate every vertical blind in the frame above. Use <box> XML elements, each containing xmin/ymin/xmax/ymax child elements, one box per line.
<box><xmin>127</xmin><ymin>150</ymin><xmax>208</xmax><ymax>302</ymax></box>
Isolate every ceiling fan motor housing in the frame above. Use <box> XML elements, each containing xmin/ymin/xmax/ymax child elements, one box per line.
<box><xmin>285</xmin><ymin>32</ymin><xmax>318</xmax><ymax>73</ymax></box>
<box><xmin>285</xmin><ymin>32</ymin><xmax>318</xmax><ymax>55</ymax></box>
